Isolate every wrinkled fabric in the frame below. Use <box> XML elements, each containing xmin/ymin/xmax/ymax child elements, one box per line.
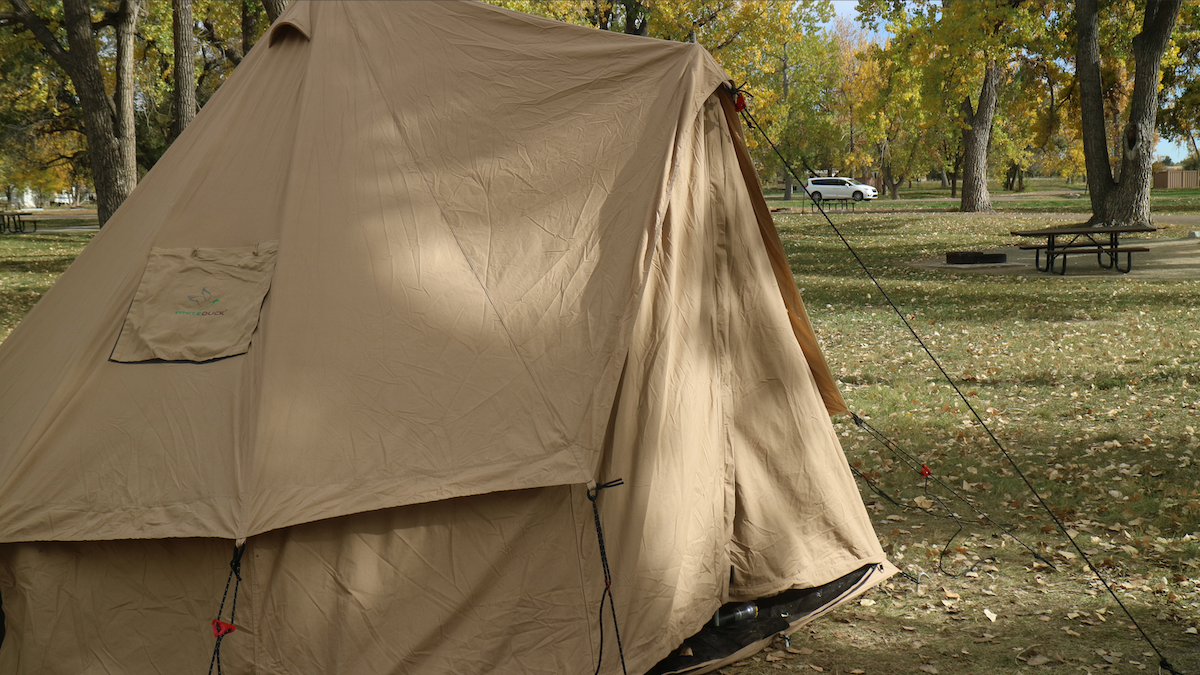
<box><xmin>0</xmin><ymin>0</ymin><xmax>728</xmax><ymax>542</ymax></box>
<box><xmin>0</xmin><ymin>2</ymin><xmax>889</xmax><ymax>673</ymax></box>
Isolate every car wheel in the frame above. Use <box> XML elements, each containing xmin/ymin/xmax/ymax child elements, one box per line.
<box><xmin>853</xmin><ymin>191</ymin><xmax>864</xmax><ymax>201</ymax></box>
<box><xmin>811</xmin><ymin>192</ymin><xmax>822</xmax><ymax>202</ymax></box>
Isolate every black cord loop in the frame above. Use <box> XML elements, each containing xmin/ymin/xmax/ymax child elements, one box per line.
<box><xmin>588</xmin><ymin>479</ymin><xmax>627</xmax><ymax>675</ymax></box>
<box><xmin>208</xmin><ymin>542</ymin><xmax>246</xmax><ymax>675</ymax></box>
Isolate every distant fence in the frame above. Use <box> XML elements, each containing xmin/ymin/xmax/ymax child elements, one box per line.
<box><xmin>1153</xmin><ymin>170</ymin><xmax>1199</xmax><ymax>189</ymax></box>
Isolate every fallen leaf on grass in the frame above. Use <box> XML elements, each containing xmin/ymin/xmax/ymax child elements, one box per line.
<box><xmin>973</xmin><ymin>633</ymin><xmax>996</xmax><ymax>643</ymax></box>
<box><xmin>913</xmin><ymin>496</ymin><xmax>934</xmax><ymax>509</ymax></box>
<box><xmin>984</xmin><ymin>609</ymin><xmax>998</xmax><ymax>622</ymax></box>
<box><xmin>919</xmin><ymin>665</ymin><xmax>938</xmax><ymax>674</ymax></box>
<box><xmin>1027</xmin><ymin>655</ymin><xmax>1051</xmax><ymax>666</ymax></box>
<box><xmin>849</xmin><ymin>670</ymin><xmax>865</xmax><ymax>674</ymax></box>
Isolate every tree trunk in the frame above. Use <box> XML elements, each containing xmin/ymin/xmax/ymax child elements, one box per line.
<box><xmin>959</xmin><ymin>64</ymin><xmax>1000</xmax><ymax>212</ymax></box>
<box><xmin>940</xmin><ymin>167</ymin><xmax>948</xmax><ymax>188</ymax></box>
<box><xmin>242</xmin><ymin>0</ymin><xmax>261</xmax><ymax>56</ymax></box>
<box><xmin>1077</xmin><ymin>0</ymin><xmax>1181</xmax><ymax>225</ymax></box>
<box><xmin>10</xmin><ymin>1</ymin><xmax>125</xmax><ymax>225</ymax></box>
<box><xmin>880</xmin><ymin>160</ymin><xmax>901</xmax><ymax>199</ymax></box>
<box><xmin>782</xmin><ymin>173</ymin><xmax>794</xmax><ymax>200</ymax></box>
<box><xmin>10</xmin><ymin>0</ymin><xmax>143</xmax><ymax>225</ymax></box>
<box><xmin>1077</xmin><ymin>0</ymin><xmax>1115</xmax><ymax>220</ymax></box>
<box><xmin>950</xmin><ymin>153</ymin><xmax>962</xmax><ymax>198</ymax></box>
<box><xmin>622</xmin><ymin>1</ymin><xmax>648</xmax><ymax>35</ymax></box>
<box><xmin>173</xmin><ymin>0</ymin><xmax>197</xmax><ymax>140</ymax></box>
<box><xmin>262</xmin><ymin>0</ymin><xmax>289</xmax><ymax>23</ymax></box>
<box><xmin>115</xmin><ymin>0</ymin><xmax>140</xmax><ymax>186</ymax></box>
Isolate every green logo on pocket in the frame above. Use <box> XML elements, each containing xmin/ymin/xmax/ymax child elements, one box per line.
<box><xmin>188</xmin><ymin>288</ymin><xmax>220</xmax><ymax>309</ymax></box>
<box><xmin>175</xmin><ymin>288</ymin><xmax>226</xmax><ymax>316</ymax></box>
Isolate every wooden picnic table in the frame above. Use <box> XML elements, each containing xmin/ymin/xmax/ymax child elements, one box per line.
<box><xmin>1009</xmin><ymin>224</ymin><xmax>1155</xmax><ymax>275</ymax></box>
<box><xmin>0</xmin><ymin>211</ymin><xmax>36</xmax><ymax>234</ymax></box>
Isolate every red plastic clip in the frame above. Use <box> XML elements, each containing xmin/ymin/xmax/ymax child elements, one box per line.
<box><xmin>919</xmin><ymin>465</ymin><xmax>932</xmax><ymax>478</ymax></box>
<box><xmin>212</xmin><ymin>619</ymin><xmax>237</xmax><ymax>638</ymax></box>
<box><xmin>735</xmin><ymin>92</ymin><xmax>746</xmax><ymax>112</ymax></box>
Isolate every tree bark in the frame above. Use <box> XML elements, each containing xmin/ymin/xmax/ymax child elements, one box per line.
<box><xmin>262</xmin><ymin>0</ymin><xmax>289</xmax><ymax>23</ymax></box>
<box><xmin>1077</xmin><ymin>0</ymin><xmax>1181</xmax><ymax>225</ymax></box>
<box><xmin>172</xmin><ymin>0</ymin><xmax>197</xmax><ymax>140</ymax></box>
<box><xmin>241</xmin><ymin>0</ymin><xmax>261</xmax><ymax>56</ymax></box>
<box><xmin>782</xmin><ymin>172</ymin><xmax>793</xmax><ymax>200</ymax></box>
<box><xmin>114</xmin><ymin>0</ymin><xmax>140</xmax><ymax>184</ymax></box>
<box><xmin>959</xmin><ymin>63</ymin><xmax>1000</xmax><ymax>212</ymax></box>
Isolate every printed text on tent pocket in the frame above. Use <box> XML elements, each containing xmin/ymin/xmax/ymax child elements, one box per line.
<box><xmin>110</xmin><ymin>241</ymin><xmax>278</xmax><ymax>362</ymax></box>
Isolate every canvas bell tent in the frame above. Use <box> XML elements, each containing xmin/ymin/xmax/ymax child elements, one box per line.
<box><xmin>0</xmin><ymin>2</ymin><xmax>893</xmax><ymax>673</ymax></box>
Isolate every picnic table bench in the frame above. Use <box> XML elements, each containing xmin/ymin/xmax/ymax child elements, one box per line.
<box><xmin>0</xmin><ymin>211</ymin><xmax>36</xmax><ymax>234</ymax></box>
<box><xmin>1009</xmin><ymin>224</ymin><xmax>1155</xmax><ymax>275</ymax></box>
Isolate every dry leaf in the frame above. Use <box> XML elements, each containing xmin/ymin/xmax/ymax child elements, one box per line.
<box><xmin>809</xmin><ymin>665</ymin><xmax>824</xmax><ymax>672</ymax></box>
<box><xmin>1027</xmin><ymin>655</ymin><xmax>1051</xmax><ymax>666</ymax></box>
<box><xmin>919</xmin><ymin>665</ymin><xmax>938</xmax><ymax>674</ymax></box>
<box><xmin>859</xmin><ymin>598</ymin><xmax>876</xmax><ymax>607</ymax></box>
<box><xmin>984</xmin><ymin>609</ymin><xmax>998</xmax><ymax>622</ymax></box>
<box><xmin>913</xmin><ymin>496</ymin><xmax>934</xmax><ymax>509</ymax></box>
<box><xmin>850</xmin><ymin>671</ymin><xmax>865</xmax><ymax>674</ymax></box>
<box><xmin>942</xmin><ymin>588</ymin><xmax>960</xmax><ymax>599</ymax></box>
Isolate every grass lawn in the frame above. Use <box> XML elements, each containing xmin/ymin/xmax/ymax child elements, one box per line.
<box><xmin>0</xmin><ymin>231</ymin><xmax>96</xmax><ymax>340</ymax></box>
<box><xmin>2</xmin><ymin>213</ymin><xmax>1198</xmax><ymax>674</ymax></box>
<box><xmin>727</xmin><ymin>212</ymin><xmax>1200</xmax><ymax>674</ymax></box>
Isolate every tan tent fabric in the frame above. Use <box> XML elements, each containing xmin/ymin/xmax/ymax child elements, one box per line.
<box><xmin>111</xmin><ymin>241</ymin><xmax>278</xmax><ymax>362</ymax></box>
<box><xmin>0</xmin><ymin>0</ymin><xmax>732</xmax><ymax>543</ymax></box>
<box><xmin>0</xmin><ymin>2</ymin><xmax>890</xmax><ymax>673</ymax></box>
<box><xmin>716</xmin><ymin>90</ymin><xmax>849</xmax><ymax>417</ymax></box>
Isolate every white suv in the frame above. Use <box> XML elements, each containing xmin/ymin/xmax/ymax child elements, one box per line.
<box><xmin>805</xmin><ymin>177</ymin><xmax>877</xmax><ymax>201</ymax></box>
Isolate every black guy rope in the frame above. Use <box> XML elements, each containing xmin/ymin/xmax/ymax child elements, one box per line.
<box><xmin>848</xmin><ymin>461</ymin><xmax>996</xmax><ymax>581</ymax></box>
<box><xmin>727</xmin><ymin>82</ymin><xmax>1185</xmax><ymax>675</ymax></box>
<box><xmin>208</xmin><ymin>542</ymin><xmax>246</xmax><ymax>675</ymax></box>
<box><xmin>852</xmin><ymin>412</ymin><xmax>1053</xmax><ymax>571</ymax></box>
<box><xmin>589</xmin><ymin>479</ymin><xmax>628</xmax><ymax>675</ymax></box>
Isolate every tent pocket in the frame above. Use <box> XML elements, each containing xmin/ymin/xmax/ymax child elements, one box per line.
<box><xmin>111</xmin><ymin>241</ymin><xmax>278</xmax><ymax>362</ymax></box>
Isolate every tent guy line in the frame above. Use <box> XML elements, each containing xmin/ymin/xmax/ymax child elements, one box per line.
<box><xmin>589</xmin><ymin>478</ymin><xmax>629</xmax><ymax>675</ymax></box>
<box><xmin>731</xmin><ymin>82</ymin><xmax>1187</xmax><ymax>675</ymax></box>
<box><xmin>851</xmin><ymin>411</ymin><xmax>1054</xmax><ymax>573</ymax></box>
<box><xmin>208</xmin><ymin>542</ymin><xmax>246</xmax><ymax>675</ymax></box>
